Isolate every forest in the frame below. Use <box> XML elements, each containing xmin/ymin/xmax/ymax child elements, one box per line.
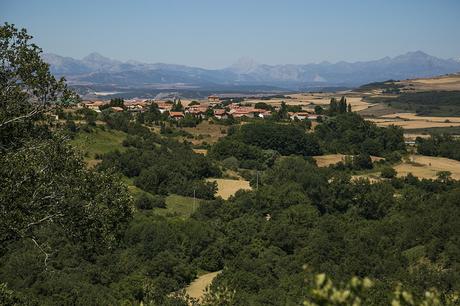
<box><xmin>1</xmin><ymin>23</ymin><xmax>460</xmax><ymax>306</ymax></box>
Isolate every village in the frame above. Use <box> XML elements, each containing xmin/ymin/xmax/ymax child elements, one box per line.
<box><xmin>78</xmin><ymin>94</ymin><xmax>320</xmax><ymax>121</ymax></box>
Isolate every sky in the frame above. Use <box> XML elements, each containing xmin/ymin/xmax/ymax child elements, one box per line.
<box><xmin>1</xmin><ymin>0</ymin><xmax>460</xmax><ymax>69</ymax></box>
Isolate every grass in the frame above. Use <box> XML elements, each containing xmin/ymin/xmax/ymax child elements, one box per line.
<box><xmin>154</xmin><ymin>194</ymin><xmax>202</xmax><ymax>219</ymax></box>
<box><xmin>71</xmin><ymin>128</ymin><xmax>127</xmax><ymax>162</ymax></box>
<box><xmin>121</xmin><ymin>175</ymin><xmax>201</xmax><ymax>219</ymax></box>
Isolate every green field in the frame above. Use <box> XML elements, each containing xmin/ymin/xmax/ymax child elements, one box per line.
<box><xmin>155</xmin><ymin>194</ymin><xmax>202</xmax><ymax>219</ymax></box>
<box><xmin>122</xmin><ymin>176</ymin><xmax>201</xmax><ymax>219</ymax></box>
<box><xmin>71</xmin><ymin>128</ymin><xmax>127</xmax><ymax>162</ymax></box>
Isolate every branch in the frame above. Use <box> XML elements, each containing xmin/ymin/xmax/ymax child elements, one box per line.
<box><xmin>31</xmin><ymin>237</ymin><xmax>50</xmax><ymax>270</ymax></box>
<box><xmin>25</xmin><ymin>213</ymin><xmax>63</xmax><ymax>230</ymax></box>
<box><xmin>0</xmin><ymin>106</ymin><xmax>43</xmax><ymax>128</ymax></box>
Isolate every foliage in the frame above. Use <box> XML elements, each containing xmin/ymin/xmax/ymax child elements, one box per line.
<box><xmin>135</xmin><ymin>193</ymin><xmax>166</xmax><ymax>209</ymax></box>
<box><xmin>381</xmin><ymin>166</ymin><xmax>397</xmax><ymax>178</ymax></box>
<box><xmin>315</xmin><ymin>113</ymin><xmax>405</xmax><ymax>156</ymax></box>
<box><xmin>237</xmin><ymin>122</ymin><xmax>321</xmax><ymax>156</ymax></box>
<box><xmin>416</xmin><ymin>134</ymin><xmax>460</xmax><ymax>161</ymax></box>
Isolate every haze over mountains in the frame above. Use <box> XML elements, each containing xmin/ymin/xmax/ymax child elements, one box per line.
<box><xmin>43</xmin><ymin>51</ymin><xmax>460</xmax><ymax>91</ymax></box>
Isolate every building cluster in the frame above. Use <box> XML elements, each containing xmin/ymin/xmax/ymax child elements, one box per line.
<box><xmin>78</xmin><ymin>95</ymin><xmax>318</xmax><ymax>121</ymax></box>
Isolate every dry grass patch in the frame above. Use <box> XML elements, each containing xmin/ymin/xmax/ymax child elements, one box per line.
<box><xmin>207</xmin><ymin>178</ymin><xmax>251</xmax><ymax>199</ymax></box>
<box><xmin>182</xmin><ymin>121</ymin><xmax>227</xmax><ymax>145</ymax></box>
<box><xmin>313</xmin><ymin>154</ymin><xmax>346</xmax><ymax>167</ymax></box>
<box><xmin>394</xmin><ymin>155</ymin><xmax>460</xmax><ymax>180</ymax></box>
<box><xmin>193</xmin><ymin>149</ymin><xmax>208</xmax><ymax>155</ymax></box>
<box><xmin>313</xmin><ymin>154</ymin><xmax>383</xmax><ymax>167</ymax></box>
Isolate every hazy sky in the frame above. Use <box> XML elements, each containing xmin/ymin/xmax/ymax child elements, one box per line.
<box><xmin>2</xmin><ymin>0</ymin><xmax>460</xmax><ymax>68</ymax></box>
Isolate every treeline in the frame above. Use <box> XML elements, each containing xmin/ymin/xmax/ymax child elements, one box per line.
<box><xmin>416</xmin><ymin>134</ymin><xmax>460</xmax><ymax>161</ymax></box>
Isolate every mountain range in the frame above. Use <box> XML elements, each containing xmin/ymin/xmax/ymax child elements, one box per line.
<box><xmin>42</xmin><ymin>51</ymin><xmax>460</xmax><ymax>91</ymax></box>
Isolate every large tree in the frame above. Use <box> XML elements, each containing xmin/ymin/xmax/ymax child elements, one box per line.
<box><xmin>0</xmin><ymin>23</ymin><xmax>133</xmax><ymax>263</ymax></box>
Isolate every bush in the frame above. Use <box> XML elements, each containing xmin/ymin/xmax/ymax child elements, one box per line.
<box><xmin>221</xmin><ymin>156</ymin><xmax>239</xmax><ymax>170</ymax></box>
<box><xmin>353</xmin><ymin>153</ymin><xmax>373</xmax><ymax>170</ymax></box>
<box><xmin>380</xmin><ymin>166</ymin><xmax>397</xmax><ymax>178</ymax></box>
<box><xmin>135</xmin><ymin>193</ymin><xmax>166</xmax><ymax>210</ymax></box>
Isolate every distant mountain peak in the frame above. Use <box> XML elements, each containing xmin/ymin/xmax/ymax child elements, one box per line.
<box><xmin>82</xmin><ymin>52</ymin><xmax>118</xmax><ymax>64</ymax></box>
<box><xmin>228</xmin><ymin>57</ymin><xmax>260</xmax><ymax>74</ymax></box>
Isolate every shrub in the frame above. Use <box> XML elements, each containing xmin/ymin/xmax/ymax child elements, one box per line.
<box><xmin>221</xmin><ymin>156</ymin><xmax>239</xmax><ymax>170</ymax></box>
<box><xmin>135</xmin><ymin>193</ymin><xmax>166</xmax><ymax>210</ymax></box>
<box><xmin>380</xmin><ymin>166</ymin><xmax>397</xmax><ymax>178</ymax></box>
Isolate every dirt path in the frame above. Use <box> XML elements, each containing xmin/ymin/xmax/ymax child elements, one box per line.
<box><xmin>185</xmin><ymin>271</ymin><xmax>221</xmax><ymax>301</ymax></box>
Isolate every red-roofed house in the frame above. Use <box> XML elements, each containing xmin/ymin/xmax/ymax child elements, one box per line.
<box><xmin>169</xmin><ymin>111</ymin><xmax>184</xmax><ymax>120</ymax></box>
<box><xmin>213</xmin><ymin>109</ymin><xmax>228</xmax><ymax>119</ymax></box>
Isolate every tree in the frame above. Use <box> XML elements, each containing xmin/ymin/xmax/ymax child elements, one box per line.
<box><xmin>338</xmin><ymin>96</ymin><xmax>347</xmax><ymax>114</ymax></box>
<box><xmin>353</xmin><ymin>153</ymin><xmax>373</xmax><ymax>169</ymax></box>
<box><xmin>329</xmin><ymin>98</ymin><xmax>338</xmax><ymax>115</ymax></box>
<box><xmin>380</xmin><ymin>166</ymin><xmax>397</xmax><ymax>178</ymax></box>
<box><xmin>0</xmin><ymin>23</ymin><xmax>77</xmax><ymax>151</ymax></box>
<box><xmin>0</xmin><ymin>23</ymin><xmax>133</xmax><ymax>260</ymax></box>
<box><xmin>172</xmin><ymin>98</ymin><xmax>184</xmax><ymax>111</ymax></box>
<box><xmin>277</xmin><ymin>101</ymin><xmax>288</xmax><ymax>120</ymax></box>
<box><xmin>314</xmin><ymin>105</ymin><xmax>324</xmax><ymax>115</ymax></box>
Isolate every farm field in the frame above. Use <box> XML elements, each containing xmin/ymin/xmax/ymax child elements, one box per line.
<box><xmin>185</xmin><ymin>271</ymin><xmax>221</xmax><ymax>301</ymax></box>
<box><xmin>368</xmin><ymin>118</ymin><xmax>460</xmax><ymax>129</ymax></box>
<box><xmin>397</xmin><ymin>74</ymin><xmax>460</xmax><ymax>91</ymax></box>
<box><xmin>207</xmin><ymin>178</ymin><xmax>251</xmax><ymax>199</ymax></box>
<box><xmin>381</xmin><ymin>113</ymin><xmax>460</xmax><ymax>123</ymax></box>
<box><xmin>245</xmin><ymin>93</ymin><xmax>374</xmax><ymax>113</ymax></box>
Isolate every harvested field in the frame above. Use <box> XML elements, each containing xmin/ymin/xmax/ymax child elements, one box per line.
<box><xmin>359</xmin><ymin>103</ymin><xmax>399</xmax><ymax>117</ymax></box>
<box><xmin>381</xmin><ymin>113</ymin><xmax>460</xmax><ymax>123</ymax></box>
<box><xmin>394</xmin><ymin>155</ymin><xmax>460</xmax><ymax>180</ymax></box>
<box><xmin>185</xmin><ymin>271</ymin><xmax>221</xmax><ymax>301</ymax></box>
<box><xmin>246</xmin><ymin>93</ymin><xmax>373</xmax><ymax>112</ymax></box>
<box><xmin>398</xmin><ymin>74</ymin><xmax>460</xmax><ymax>91</ymax></box>
<box><xmin>207</xmin><ymin>178</ymin><xmax>251</xmax><ymax>199</ymax></box>
<box><xmin>368</xmin><ymin>118</ymin><xmax>460</xmax><ymax>129</ymax></box>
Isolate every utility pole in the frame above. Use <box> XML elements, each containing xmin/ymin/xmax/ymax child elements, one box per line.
<box><xmin>193</xmin><ymin>188</ymin><xmax>196</xmax><ymax>214</ymax></box>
